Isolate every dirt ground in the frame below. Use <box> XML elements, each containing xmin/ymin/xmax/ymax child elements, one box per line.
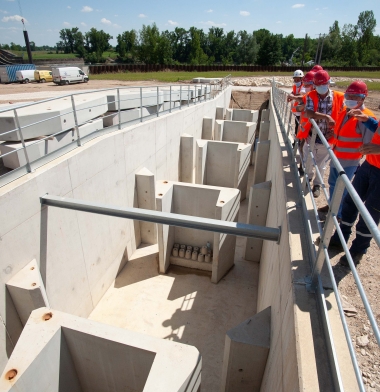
<box><xmin>232</xmin><ymin>90</ymin><xmax>380</xmax><ymax>391</ymax></box>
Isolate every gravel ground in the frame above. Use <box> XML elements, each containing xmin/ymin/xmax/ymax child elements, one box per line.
<box><xmin>231</xmin><ymin>89</ymin><xmax>380</xmax><ymax>391</ymax></box>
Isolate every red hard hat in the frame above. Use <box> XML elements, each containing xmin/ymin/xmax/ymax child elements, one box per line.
<box><xmin>311</xmin><ymin>65</ymin><xmax>323</xmax><ymax>72</ymax></box>
<box><xmin>345</xmin><ymin>80</ymin><xmax>368</xmax><ymax>96</ymax></box>
<box><xmin>303</xmin><ymin>71</ymin><xmax>316</xmax><ymax>83</ymax></box>
<box><xmin>313</xmin><ymin>70</ymin><xmax>330</xmax><ymax>86</ymax></box>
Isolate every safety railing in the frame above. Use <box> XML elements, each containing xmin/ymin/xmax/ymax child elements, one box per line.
<box><xmin>0</xmin><ymin>77</ymin><xmax>230</xmax><ymax>188</ymax></box>
<box><xmin>272</xmin><ymin>80</ymin><xmax>380</xmax><ymax>392</ymax></box>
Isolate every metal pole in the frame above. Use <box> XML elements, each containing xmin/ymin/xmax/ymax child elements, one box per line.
<box><xmin>71</xmin><ymin>95</ymin><xmax>82</xmax><ymax>146</ymax></box>
<box><xmin>140</xmin><ymin>87</ymin><xmax>143</xmax><ymax>122</ymax></box>
<box><xmin>13</xmin><ymin>109</ymin><xmax>32</xmax><ymax>173</ymax></box>
<box><xmin>41</xmin><ymin>194</ymin><xmax>281</xmax><ymax>242</ymax></box>
<box><xmin>180</xmin><ymin>85</ymin><xmax>182</xmax><ymax>110</ymax></box>
<box><xmin>315</xmin><ymin>34</ymin><xmax>321</xmax><ymax>64</ymax></box>
<box><xmin>117</xmin><ymin>88</ymin><xmax>121</xmax><ymax>130</ymax></box>
<box><xmin>318</xmin><ymin>34</ymin><xmax>325</xmax><ymax>64</ymax></box>
<box><xmin>188</xmin><ymin>85</ymin><xmax>190</xmax><ymax>107</ymax></box>
<box><xmin>156</xmin><ymin>86</ymin><xmax>159</xmax><ymax>117</ymax></box>
<box><xmin>169</xmin><ymin>85</ymin><xmax>172</xmax><ymax>113</ymax></box>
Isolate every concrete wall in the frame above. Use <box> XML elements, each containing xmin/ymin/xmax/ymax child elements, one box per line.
<box><xmin>256</xmin><ymin>98</ymin><xmax>332</xmax><ymax>391</ymax></box>
<box><xmin>0</xmin><ymin>87</ymin><xmax>231</xmax><ymax>371</ymax></box>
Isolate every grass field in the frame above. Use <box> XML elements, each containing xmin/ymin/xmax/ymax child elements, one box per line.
<box><xmin>90</xmin><ymin>70</ymin><xmax>380</xmax><ymax>83</ymax></box>
<box><xmin>335</xmin><ymin>81</ymin><xmax>380</xmax><ymax>91</ymax></box>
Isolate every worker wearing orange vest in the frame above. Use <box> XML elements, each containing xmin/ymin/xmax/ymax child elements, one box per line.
<box><xmin>329</xmin><ymin>114</ymin><xmax>380</xmax><ymax>267</ymax></box>
<box><xmin>294</xmin><ymin>71</ymin><xmax>316</xmax><ymax>176</ymax></box>
<box><xmin>287</xmin><ymin>70</ymin><xmax>305</xmax><ymax>134</ymax></box>
<box><xmin>303</xmin><ymin>70</ymin><xmax>345</xmax><ymax>197</ymax></box>
<box><xmin>318</xmin><ymin>81</ymin><xmax>376</xmax><ymax>217</ymax></box>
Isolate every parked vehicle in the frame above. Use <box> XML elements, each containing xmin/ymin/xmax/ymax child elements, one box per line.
<box><xmin>52</xmin><ymin>67</ymin><xmax>89</xmax><ymax>85</ymax></box>
<box><xmin>16</xmin><ymin>70</ymin><xmax>36</xmax><ymax>84</ymax></box>
<box><xmin>0</xmin><ymin>64</ymin><xmax>36</xmax><ymax>83</ymax></box>
<box><xmin>34</xmin><ymin>70</ymin><xmax>53</xmax><ymax>83</ymax></box>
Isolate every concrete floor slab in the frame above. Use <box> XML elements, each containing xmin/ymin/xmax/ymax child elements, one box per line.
<box><xmin>89</xmin><ymin>178</ymin><xmax>259</xmax><ymax>392</ymax></box>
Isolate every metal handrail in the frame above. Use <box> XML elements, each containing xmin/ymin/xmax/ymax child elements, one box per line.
<box><xmin>0</xmin><ymin>81</ymin><xmax>221</xmax><ymax>188</ymax></box>
<box><xmin>272</xmin><ymin>81</ymin><xmax>379</xmax><ymax>391</ymax></box>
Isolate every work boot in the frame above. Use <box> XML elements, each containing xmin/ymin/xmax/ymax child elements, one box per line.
<box><xmin>312</xmin><ymin>185</ymin><xmax>321</xmax><ymax>198</ymax></box>
<box><xmin>328</xmin><ymin>236</ymin><xmax>344</xmax><ymax>252</ymax></box>
<box><xmin>318</xmin><ymin>205</ymin><xmax>329</xmax><ymax>213</ymax></box>
<box><xmin>339</xmin><ymin>252</ymin><xmax>364</xmax><ymax>268</ymax></box>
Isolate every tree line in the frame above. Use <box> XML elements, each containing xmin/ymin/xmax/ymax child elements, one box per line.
<box><xmin>1</xmin><ymin>10</ymin><xmax>378</xmax><ymax>66</ymax></box>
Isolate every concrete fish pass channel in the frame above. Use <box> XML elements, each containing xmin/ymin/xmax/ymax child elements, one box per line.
<box><xmin>0</xmin><ymin>76</ymin><xmax>378</xmax><ymax>391</ymax></box>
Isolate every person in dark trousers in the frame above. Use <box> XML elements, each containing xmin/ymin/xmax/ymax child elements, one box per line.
<box><xmin>329</xmin><ymin>114</ymin><xmax>380</xmax><ymax>267</ymax></box>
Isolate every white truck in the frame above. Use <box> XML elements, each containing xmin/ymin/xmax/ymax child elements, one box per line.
<box><xmin>15</xmin><ymin>70</ymin><xmax>35</xmax><ymax>84</ymax></box>
<box><xmin>52</xmin><ymin>67</ymin><xmax>89</xmax><ymax>85</ymax></box>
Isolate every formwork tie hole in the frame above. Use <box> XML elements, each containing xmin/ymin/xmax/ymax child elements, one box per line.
<box><xmin>5</xmin><ymin>369</ymin><xmax>17</xmax><ymax>381</ymax></box>
<box><xmin>31</xmin><ymin>283</ymin><xmax>36</xmax><ymax>287</ymax></box>
<box><xmin>43</xmin><ymin>312</ymin><xmax>53</xmax><ymax>321</ymax></box>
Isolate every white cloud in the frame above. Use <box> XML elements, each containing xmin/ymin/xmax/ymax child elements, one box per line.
<box><xmin>240</xmin><ymin>11</ymin><xmax>250</xmax><ymax>16</ymax></box>
<box><xmin>63</xmin><ymin>21</ymin><xmax>70</xmax><ymax>26</ymax></box>
<box><xmin>113</xmin><ymin>23</ymin><xmax>121</xmax><ymax>28</ymax></box>
<box><xmin>276</xmin><ymin>21</ymin><xmax>282</xmax><ymax>23</ymax></box>
<box><xmin>315</xmin><ymin>8</ymin><xmax>319</xmax><ymax>10</ymax></box>
<box><xmin>199</xmin><ymin>20</ymin><xmax>226</xmax><ymax>27</ymax></box>
<box><xmin>0</xmin><ymin>9</ymin><xmax>8</xmax><ymax>14</ymax></box>
<box><xmin>81</xmin><ymin>22</ymin><xmax>87</xmax><ymax>26</ymax></box>
<box><xmin>139</xmin><ymin>13</ymin><xmax>147</xmax><ymax>18</ymax></box>
<box><xmin>67</xmin><ymin>5</ymin><xmax>71</xmax><ymax>9</ymax></box>
<box><xmin>323</xmin><ymin>7</ymin><xmax>328</xmax><ymax>9</ymax></box>
<box><xmin>168</xmin><ymin>19</ymin><xmax>178</xmax><ymax>26</ymax></box>
<box><xmin>81</xmin><ymin>5</ymin><xmax>93</xmax><ymax>12</ymax></box>
<box><xmin>1</xmin><ymin>14</ymin><xmax>26</xmax><ymax>23</ymax></box>
<box><xmin>101</xmin><ymin>17</ymin><xmax>111</xmax><ymax>24</ymax></box>
<box><xmin>292</xmin><ymin>3</ymin><xmax>305</xmax><ymax>8</ymax></box>
<box><xmin>308</xmin><ymin>20</ymin><xmax>317</xmax><ymax>23</ymax></box>
<box><xmin>5</xmin><ymin>0</ymin><xmax>15</xmax><ymax>2</ymax></box>
<box><xmin>206</xmin><ymin>9</ymin><xmax>213</xmax><ymax>13</ymax></box>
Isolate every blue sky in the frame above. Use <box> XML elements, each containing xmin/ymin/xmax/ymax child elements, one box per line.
<box><xmin>1</xmin><ymin>0</ymin><xmax>379</xmax><ymax>46</ymax></box>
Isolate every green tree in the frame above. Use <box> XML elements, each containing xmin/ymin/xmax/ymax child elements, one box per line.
<box><xmin>188</xmin><ymin>27</ymin><xmax>208</xmax><ymax>65</ymax></box>
<box><xmin>138</xmin><ymin>23</ymin><xmax>160</xmax><ymax>63</ymax></box>
<box><xmin>256</xmin><ymin>32</ymin><xmax>282</xmax><ymax>65</ymax></box>
<box><xmin>116</xmin><ymin>30</ymin><xmax>138</xmax><ymax>61</ymax></box>
<box><xmin>157</xmin><ymin>31</ymin><xmax>173</xmax><ymax>64</ymax></box>
<box><xmin>84</xmin><ymin>28</ymin><xmax>113</xmax><ymax>63</ymax></box>
<box><xmin>357</xmin><ymin>10</ymin><xmax>377</xmax><ymax>63</ymax></box>
<box><xmin>236</xmin><ymin>31</ymin><xmax>258</xmax><ymax>64</ymax></box>
<box><xmin>339</xmin><ymin>24</ymin><xmax>359</xmax><ymax>66</ymax></box>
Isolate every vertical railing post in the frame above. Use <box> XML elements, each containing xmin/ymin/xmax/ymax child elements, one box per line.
<box><xmin>169</xmin><ymin>85</ymin><xmax>172</xmax><ymax>113</ymax></box>
<box><xmin>188</xmin><ymin>85</ymin><xmax>190</xmax><ymax>107</ymax></box>
<box><xmin>117</xmin><ymin>88</ymin><xmax>121</xmax><ymax>130</ymax></box>
<box><xmin>13</xmin><ymin>109</ymin><xmax>32</xmax><ymax>173</ymax></box>
<box><xmin>140</xmin><ymin>87</ymin><xmax>143</xmax><ymax>122</ymax></box>
<box><xmin>302</xmin><ymin>125</ymin><xmax>317</xmax><ymax>191</ymax></box>
<box><xmin>180</xmin><ymin>85</ymin><xmax>182</xmax><ymax>110</ymax></box>
<box><xmin>156</xmin><ymin>86</ymin><xmax>159</xmax><ymax>117</ymax></box>
<box><xmin>71</xmin><ymin>95</ymin><xmax>82</xmax><ymax>146</ymax></box>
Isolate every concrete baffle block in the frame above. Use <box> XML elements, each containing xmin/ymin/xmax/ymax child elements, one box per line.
<box><xmin>155</xmin><ymin>181</ymin><xmax>240</xmax><ymax>283</ymax></box>
<box><xmin>245</xmin><ymin>181</ymin><xmax>272</xmax><ymax>261</ymax></box>
<box><xmin>261</xmin><ymin>109</ymin><xmax>270</xmax><ymax>122</ymax></box>
<box><xmin>258</xmin><ymin>121</ymin><xmax>270</xmax><ymax>142</ymax></box>
<box><xmin>221</xmin><ymin>307</ymin><xmax>271</xmax><ymax>392</ymax></box>
<box><xmin>226</xmin><ymin>109</ymin><xmax>259</xmax><ymax>123</ymax></box>
<box><xmin>0</xmin><ymin>307</ymin><xmax>202</xmax><ymax>392</ymax></box>
<box><xmin>179</xmin><ymin>133</ymin><xmax>194</xmax><ymax>183</ymax></box>
<box><xmin>253</xmin><ymin>140</ymin><xmax>270</xmax><ymax>185</ymax></box>
<box><xmin>135</xmin><ymin>168</ymin><xmax>157</xmax><ymax>245</ymax></box>
<box><xmin>6</xmin><ymin>259</ymin><xmax>49</xmax><ymax>326</ymax></box>
<box><xmin>214</xmin><ymin>120</ymin><xmax>256</xmax><ymax>145</ymax></box>
<box><xmin>195</xmin><ymin>140</ymin><xmax>251</xmax><ymax>200</ymax></box>
<box><xmin>215</xmin><ymin>106</ymin><xmax>225</xmax><ymax>120</ymax></box>
<box><xmin>202</xmin><ymin>117</ymin><xmax>213</xmax><ymax>140</ymax></box>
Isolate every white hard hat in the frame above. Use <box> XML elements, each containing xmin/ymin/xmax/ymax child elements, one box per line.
<box><xmin>293</xmin><ymin>70</ymin><xmax>304</xmax><ymax>78</ymax></box>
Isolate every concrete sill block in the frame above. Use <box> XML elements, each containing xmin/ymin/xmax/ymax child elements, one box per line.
<box><xmin>156</xmin><ymin>181</ymin><xmax>240</xmax><ymax>283</ymax></box>
<box><xmin>214</xmin><ymin>120</ymin><xmax>256</xmax><ymax>145</ymax></box>
<box><xmin>170</xmin><ymin>255</ymin><xmax>212</xmax><ymax>272</ymax></box>
<box><xmin>0</xmin><ymin>307</ymin><xmax>201</xmax><ymax>392</ymax></box>
<box><xmin>6</xmin><ymin>259</ymin><xmax>49</xmax><ymax>326</ymax></box>
<box><xmin>225</xmin><ymin>109</ymin><xmax>259</xmax><ymax>123</ymax></box>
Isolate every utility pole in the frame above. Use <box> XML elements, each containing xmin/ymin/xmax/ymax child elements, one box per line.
<box><xmin>301</xmin><ymin>33</ymin><xmax>307</xmax><ymax>67</ymax></box>
<box><xmin>314</xmin><ymin>34</ymin><xmax>321</xmax><ymax>64</ymax></box>
<box><xmin>22</xmin><ymin>19</ymin><xmax>33</xmax><ymax>64</ymax></box>
<box><xmin>317</xmin><ymin>34</ymin><xmax>326</xmax><ymax>65</ymax></box>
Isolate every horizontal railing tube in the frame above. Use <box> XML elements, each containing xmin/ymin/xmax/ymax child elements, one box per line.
<box><xmin>40</xmin><ymin>194</ymin><xmax>281</xmax><ymax>242</ymax></box>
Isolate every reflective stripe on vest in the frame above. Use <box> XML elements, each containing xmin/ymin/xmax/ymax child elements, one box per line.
<box><xmin>331</xmin><ymin>107</ymin><xmax>375</xmax><ymax>160</ymax></box>
<box><xmin>366</xmin><ymin>131</ymin><xmax>380</xmax><ymax>169</ymax></box>
<box><xmin>291</xmin><ymin>84</ymin><xmax>303</xmax><ymax>113</ymax></box>
<box><xmin>296</xmin><ymin>90</ymin><xmax>344</xmax><ymax>140</ymax></box>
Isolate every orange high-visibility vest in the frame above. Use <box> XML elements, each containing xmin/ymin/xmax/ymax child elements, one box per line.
<box><xmin>330</xmin><ymin>108</ymin><xmax>376</xmax><ymax>160</ymax></box>
<box><xmin>366</xmin><ymin>131</ymin><xmax>380</xmax><ymax>169</ymax></box>
<box><xmin>296</xmin><ymin>90</ymin><xmax>344</xmax><ymax>140</ymax></box>
<box><xmin>291</xmin><ymin>84</ymin><xmax>303</xmax><ymax>114</ymax></box>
